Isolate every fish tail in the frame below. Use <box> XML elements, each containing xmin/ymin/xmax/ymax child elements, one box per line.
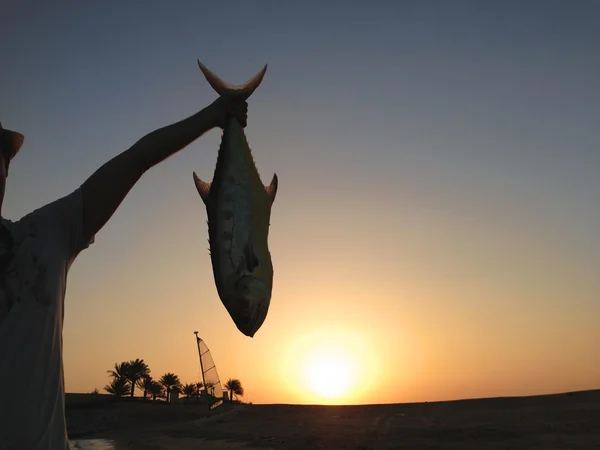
<box><xmin>197</xmin><ymin>60</ymin><xmax>267</xmax><ymax>100</ymax></box>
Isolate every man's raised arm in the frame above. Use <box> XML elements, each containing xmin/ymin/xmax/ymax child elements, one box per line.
<box><xmin>80</xmin><ymin>97</ymin><xmax>247</xmax><ymax>244</ymax></box>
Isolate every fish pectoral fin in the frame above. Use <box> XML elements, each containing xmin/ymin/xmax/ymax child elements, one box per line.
<box><xmin>265</xmin><ymin>173</ymin><xmax>278</xmax><ymax>203</ymax></box>
<box><xmin>192</xmin><ymin>172</ymin><xmax>211</xmax><ymax>205</ymax></box>
<box><xmin>243</xmin><ymin>240</ymin><xmax>260</xmax><ymax>272</ymax></box>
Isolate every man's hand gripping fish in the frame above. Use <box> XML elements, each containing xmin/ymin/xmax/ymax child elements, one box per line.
<box><xmin>193</xmin><ymin>60</ymin><xmax>278</xmax><ymax>338</ymax></box>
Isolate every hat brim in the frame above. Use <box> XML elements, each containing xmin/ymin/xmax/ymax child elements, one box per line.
<box><xmin>0</xmin><ymin>129</ymin><xmax>24</xmax><ymax>160</ymax></box>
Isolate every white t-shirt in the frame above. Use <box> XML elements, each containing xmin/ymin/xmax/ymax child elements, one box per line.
<box><xmin>0</xmin><ymin>187</ymin><xmax>94</xmax><ymax>450</ymax></box>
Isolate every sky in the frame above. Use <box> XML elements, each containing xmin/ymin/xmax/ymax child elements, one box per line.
<box><xmin>1</xmin><ymin>0</ymin><xmax>599</xmax><ymax>405</ymax></box>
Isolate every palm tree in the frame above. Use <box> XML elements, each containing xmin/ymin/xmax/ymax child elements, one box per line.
<box><xmin>125</xmin><ymin>359</ymin><xmax>151</xmax><ymax>398</ymax></box>
<box><xmin>181</xmin><ymin>383</ymin><xmax>197</xmax><ymax>403</ymax></box>
<box><xmin>148</xmin><ymin>381</ymin><xmax>164</xmax><ymax>401</ymax></box>
<box><xmin>195</xmin><ymin>382</ymin><xmax>203</xmax><ymax>402</ymax></box>
<box><xmin>159</xmin><ymin>373</ymin><xmax>181</xmax><ymax>404</ymax></box>
<box><xmin>224</xmin><ymin>378</ymin><xmax>244</xmax><ymax>402</ymax></box>
<box><xmin>104</xmin><ymin>377</ymin><xmax>131</xmax><ymax>397</ymax></box>
<box><xmin>107</xmin><ymin>361</ymin><xmax>130</xmax><ymax>380</ymax></box>
<box><xmin>106</xmin><ymin>361</ymin><xmax>132</xmax><ymax>397</ymax></box>
<box><xmin>137</xmin><ymin>376</ymin><xmax>155</xmax><ymax>400</ymax></box>
<box><xmin>204</xmin><ymin>381</ymin><xmax>216</xmax><ymax>396</ymax></box>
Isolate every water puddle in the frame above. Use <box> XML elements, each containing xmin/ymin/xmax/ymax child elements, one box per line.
<box><xmin>70</xmin><ymin>438</ymin><xmax>118</xmax><ymax>449</ymax></box>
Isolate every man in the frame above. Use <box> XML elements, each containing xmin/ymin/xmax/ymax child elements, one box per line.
<box><xmin>0</xmin><ymin>94</ymin><xmax>248</xmax><ymax>449</ymax></box>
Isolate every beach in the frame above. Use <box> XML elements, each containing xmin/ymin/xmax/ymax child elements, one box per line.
<box><xmin>68</xmin><ymin>389</ymin><xmax>600</xmax><ymax>449</ymax></box>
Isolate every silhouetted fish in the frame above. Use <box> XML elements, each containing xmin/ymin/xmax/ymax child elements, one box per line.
<box><xmin>193</xmin><ymin>60</ymin><xmax>278</xmax><ymax>338</ymax></box>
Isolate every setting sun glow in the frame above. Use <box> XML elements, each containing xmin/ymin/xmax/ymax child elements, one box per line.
<box><xmin>277</xmin><ymin>325</ymin><xmax>381</xmax><ymax>405</ymax></box>
<box><xmin>307</xmin><ymin>357</ymin><xmax>353</xmax><ymax>399</ymax></box>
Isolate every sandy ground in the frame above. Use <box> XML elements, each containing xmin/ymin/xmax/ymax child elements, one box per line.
<box><xmin>67</xmin><ymin>390</ymin><xmax>600</xmax><ymax>449</ymax></box>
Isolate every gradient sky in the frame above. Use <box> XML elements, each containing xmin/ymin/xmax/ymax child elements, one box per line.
<box><xmin>2</xmin><ymin>0</ymin><xmax>599</xmax><ymax>405</ymax></box>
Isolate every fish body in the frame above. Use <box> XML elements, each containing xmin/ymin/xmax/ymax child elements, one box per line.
<box><xmin>193</xmin><ymin>60</ymin><xmax>277</xmax><ymax>337</ymax></box>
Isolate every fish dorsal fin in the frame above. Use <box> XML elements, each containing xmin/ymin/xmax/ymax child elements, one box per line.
<box><xmin>265</xmin><ymin>173</ymin><xmax>278</xmax><ymax>203</ymax></box>
<box><xmin>193</xmin><ymin>172</ymin><xmax>211</xmax><ymax>205</ymax></box>
<box><xmin>197</xmin><ymin>60</ymin><xmax>267</xmax><ymax>100</ymax></box>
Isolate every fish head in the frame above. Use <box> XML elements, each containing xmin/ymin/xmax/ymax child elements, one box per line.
<box><xmin>223</xmin><ymin>275</ymin><xmax>272</xmax><ymax>338</ymax></box>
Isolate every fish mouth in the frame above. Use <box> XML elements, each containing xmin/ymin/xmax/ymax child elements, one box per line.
<box><xmin>235</xmin><ymin>321</ymin><xmax>258</xmax><ymax>338</ymax></box>
<box><xmin>230</xmin><ymin>300</ymin><xmax>270</xmax><ymax>338</ymax></box>
<box><xmin>224</xmin><ymin>277</ymin><xmax>271</xmax><ymax>337</ymax></box>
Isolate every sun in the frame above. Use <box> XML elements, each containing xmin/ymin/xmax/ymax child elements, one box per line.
<box><xmin>279</xmin><ymin>326</ymin><xmax>381</xmax><ymax>404</ymax></box>
<box><xmin>307</xmin><ymin>357</ymin><xmax>353</xmax><ymax>399</ymax></box>
<box><xmin>300</xmin><ymin>346</ymin><xmax>360</xmax><ymax>403</ymax></box>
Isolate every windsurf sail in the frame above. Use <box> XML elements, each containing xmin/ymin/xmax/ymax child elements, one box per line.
<box><xmin>194</xmin><ymin>332</ymin><xmax>224</xmax><ymax>409</ymax></box>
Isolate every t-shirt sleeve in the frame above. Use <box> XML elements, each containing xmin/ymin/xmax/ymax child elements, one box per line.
<box><xmin>31</xmin><ymin>187</ymin><xmax>95</xmax><ymax>264</ymax></box>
